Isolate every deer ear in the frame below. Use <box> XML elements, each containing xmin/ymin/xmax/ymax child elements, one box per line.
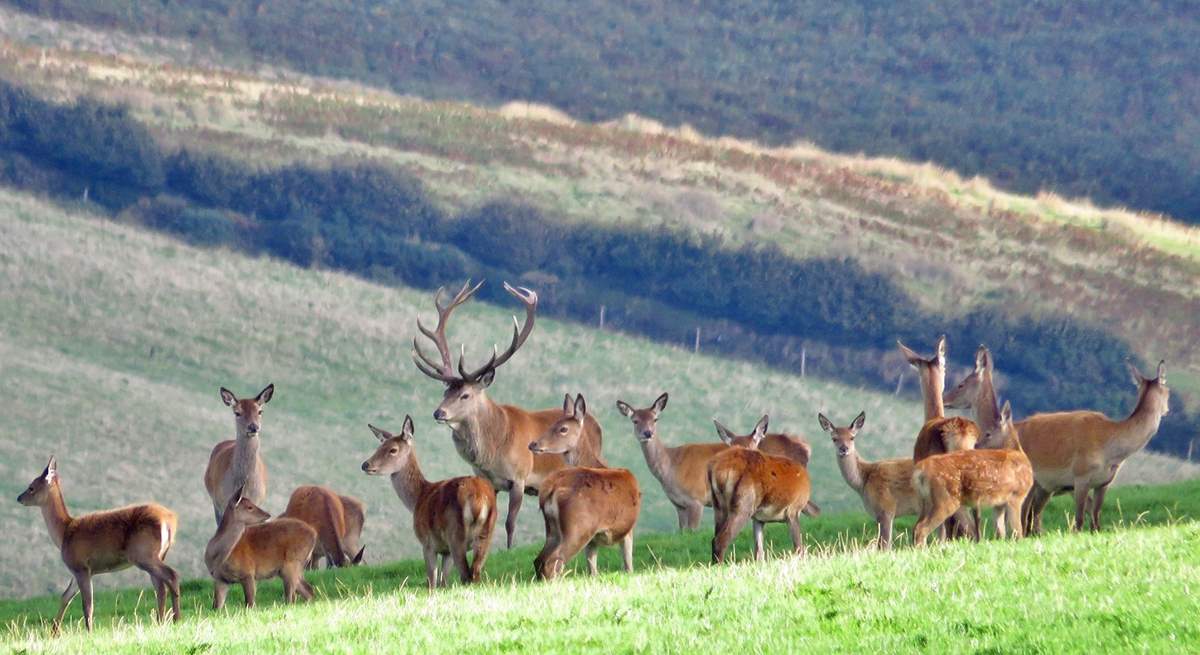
<box><xmin>1126</xmin><ymin>360</ymin><xmax>1143</xmax><ymax>387</ymax></box>
<box><xmin>897</xmin><ymin>340</ymin><xmax>923</xmax><ymax>367</ymax></box>
<box><xmin>851</xmin><ymin>411</ymin><xmax>866</xmax><ymax>434</ymax></box>
<box><xmin>817</xmin><ymin>413</ymin><xmax>835</xmax><ymax>434</ymax></box>
<box><xmin>220</xmin><ymin>387</ymin><xmax>237</xmax><ymax>407</ymax></box>
<box><xmin>233</xmin><ymin>484</ymin><xmax>246</xmax><ymax>504</ymax></box>
<box><xmin>574</xmin><ymin>394</ymin><xmax>587</xmax><ymax>419</ymax></box>
<box><xmin>652</xmin><ymin>392</ymin><xmax>669</xmax><ymax>414</ymax></box>
<box><xmin>751</xmin><ymin>415</ymin><xmax>769</xmax><ymax>446</ymax></box>
<box><xmin>1156</xmin><ymin>360</ymin><xmax>1166</xmax><ymax>383</ymax></box>
<box><xmin>562</xmin><ymin>393</ymin><xmax>573</xmax><ymax>415</ymax></box>
<box><xmin>256</xmin><ymin>383</ymin><xmax>275</xmax><ymax>405</ymax></box>
<box><xmin>713</xmin><ymin>419</ymin><xmax>735</xmax><ymax>445</ymax></box>
<box><xmin>1000</xmin><ymin>401</ymin><xmax>1013</xmax><ymax>425</ymax></box>
<box><xmin>934</xmin><ymin>335</ymin><xmax>947</xmax><ymax>367</ymax></box>
<box><xmin>401</xmin><ymin>415</ymin><xmax>415</xmax><ymax>441</ymax></box>
<box><xmin>43</xmin><ymin>456</ymin><xmax>57</xmax><ymax>483</ymax></box>
<box><xmin>615</xmin><ymin>400</ymin><xmax>634</xmax><ymax>418</ymax></box>
<box><xmin>477</xmin><ymin>368</ymin><xmax>496</xmax><ymax>389</ymax></box>
<box><xmin>975</xmin><ymin>346</ymin><xmax>991</xmax><ymax>373</ymax></box>
<box><xmin>368</xmin><ymin>423</ymin><xmax>390</xmax><ymax>443</ymax></box>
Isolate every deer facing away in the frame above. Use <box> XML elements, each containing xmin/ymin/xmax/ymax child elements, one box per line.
<box><xmin>280</xmin><ymin>485</ymin><xmax>366</xmax><ymax>569</ymax></box>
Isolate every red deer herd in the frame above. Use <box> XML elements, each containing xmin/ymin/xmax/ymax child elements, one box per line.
<box><xmin>16</xmin><ymin>280</ymin><xmax>1171</xmax><ymax>632</ymax></box>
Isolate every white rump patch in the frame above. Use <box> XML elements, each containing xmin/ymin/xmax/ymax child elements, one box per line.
<box><xmin>159</xmin><ymin>522</ymin><xmax>171</xmax><ymax>559</ymax></box>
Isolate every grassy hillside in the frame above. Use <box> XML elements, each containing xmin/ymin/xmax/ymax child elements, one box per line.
<box><xmin>6</xmin><ymin>2</ymin><xmax>1200</xmax><ymax>223</ymax></box>
<box><xmin>2</xmin><ymin>480</ymin><xmax>1198</xmax><ymax>653</ymax></box>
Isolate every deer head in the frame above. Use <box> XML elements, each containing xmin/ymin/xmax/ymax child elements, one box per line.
<box><xmin>220</xmin><ymin>384</ymin><xmax>274</xmax><ymax>438</ymax></box>
<box><xmin>1127</xmin><ymin>359</ymin><xmax>1170</xmax><ymax>418</ymax></box>
<box><xmin>362</xmin><ymin>416</ymin><xmax>417</xmax><ymax>476</ymax></box>
<box><xmin>223</xmin><ymin>485</ymin><xmax>271</xmax><ymax>526</ymax></box>
<box><xmin>819</xmin><ymin>411</ymin><xmax>866</xmax><ymax>458</ymax></box>
<box><xmin>17</xmin><ymin>456</ymin><xmax>58</xmax><ymax>506</ymax></box>
<box><xmin>713</xmin><ymin>415</ymin><xmax>769</xmax><ymax>449</ymax></box>
<box><xmin>943</xmin><ymin>345</ymin><xmax>992</xmax><ymax>410</ymax></box>
<box><xmin>616</xmin><ymin>392</ymin><xmax>669</xmax><ymax>443</ymax></box>
<box><xmin>529</xmin><ymin>394</ymin><xmax>589</xmax><ymax>456</ymax></box>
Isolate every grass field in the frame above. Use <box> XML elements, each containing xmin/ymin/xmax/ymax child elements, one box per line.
<box><xmin>1</xmin><ymin>480</ymin><xmax>1197</xmax><ymax>653</ymax></box>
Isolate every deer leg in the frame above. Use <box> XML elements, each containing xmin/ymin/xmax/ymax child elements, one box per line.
<box><xmin>751</xmin><ymin>520</ymin><xmax>765</xmax><ymax>561</ymax></box>
<box><xmin>299</xmin><ymin>579</ymin><xmax>315</xmax><ymax>601</ymax></box>
<box><xmin>451</xmin><ymin>539</ymin><xmax>473</xmax><ymax>584</ymax></box>
<box><xmin>992</xmin><ymin>505</ymin><xmax>1007</xmax><ymax>539</ymax></box>
<box><xmin>675</xmin><ymin>505</ymin><xmax>690</xmax><ymax>531</ymax></box>
<box><xmin>787</xmin><ymin>514</ymin><xmax>806</xmax><ymax>556</ymax></box>
<box><xmin>585</xmin><ymin>542</ymin><xmax>599</xmax><ymax>575</ymax></box>
<box><xmin>621</xmin><ymin>532</ymin><xmax>634</xmax><ymax>573</ymax></box>
<box><xmin>212</xmin><ymin>580</ymin><xmax>229</xmax><ymax>610</ymax></box>
<box><xmin>1006</xmin><ymin>499</ymin><xmax>1024</xmax><ymax>539</ymax></box>
<box><xmin>544</xmin><ymin>531</ymin><xmax>591</xmax><ymax>581</ymax></box>
<box><xmin>423</xmin><ymin>545</ymin><xmax>438</xmax><ymax>589</ymax></box>
<box><xmin>1025</xmin><ymin>484</ymin><xmax>1052</xmax><ymax>535</ymax></box>
<box><xmin>52</xmin><ymin>577</ymin><xmax>78</xmax><ymax>635</ymax></box>
<box><xmin>878</xmin><ymin>514</ymin><xmax>894</xmax><ymax>551</ymax></box>
<box><xmin>470</xmin><ymin>531</ymin><xmax>493</xmax><ymax>584</ymax></box>
<box><xmin>712</xmin><ymin>495</ymin><xmax>754</xmax><ymax>564</ymax></box>
<box><xmin>281</xmin><ymin>567</ymin><xmax>298</xmax><ymax>603</ymax></box>
<box><xmin>78</xmin><ymin>571</ymin><xmax>94</xmax><ymax>631</ymax></box>
<box><xmin>438</xmin><ymin>553</ymin><xmax>450</xmax><ymax>588</ymax></box>
<box><xmin>914</xmin><ymin>500</ymin><xmax>959</xmax><ymax>547</ymax></box>
<box><xmin>1072</xmin><ymin>480</ymin><xmax>1090</xmax><ymax>532</ymax></box>
<box><xmin>505</xmin><ymin>481</ymin><xmax>525</xmax><ymax>549</ymax></box>
<box><xmin>1090</xmin><ymin>483</ymin><xmax>1111</xmax><ymax>532</ymax></box>
<box><xmin>241</xmin><ymin>577</ymin><xmax>257</xmax><ymax>608</ymax></box>
<box><xmin>972</xmin><ymin>508</ymin><xmax>983</xmax><ymax>541</ymax></box>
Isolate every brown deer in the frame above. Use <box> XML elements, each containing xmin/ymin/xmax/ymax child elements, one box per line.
<box><xmin>529</xmin><ymin>394</ymin><xmax>640</xmax><ymax>580</ymax></box>
<box><xmin>897</xmin><ymin>336</ymin><xmax>980</xmax><ymax>459</ymax></box>
<box><xmin>204</xmin><ymin>383</ymin><xmax>273</xmax><ymax>525</ymax></box>
<box><xmin>708</xmin><ymin>416</ymin><xmax>814</xmax><ymax>564</ymax></box>
<box><xmin>17</xmin><ymin>456</ymin><xmax>181</xmax><ymax>632</ymax></box>
<box><xmin>943</xmin><ymin>345</ymin><xmax>1004</xmax><ymax>446</ymax></box>
<box><xmin>362</xmin><ymin>417</ymin><xmax>497</xmax><ymax>588</ymax></box>
<box><xmin>912</xmin><ymin>401</ymin><xmax>1034</xmax><ymax>545</ymax></box>
<box><xmin>1020</xmin><ymin>361</ymin><xmax>1170</xmax><ymax>534</ymax></box>
<box><xmin>819</xmin><ymin>411</ymin><xmax>922</xmax><ymax>549</ymax></box>
<box><xmin>412</xmin><ymin>280</ymin><xmax>603</xmax><ymax>548</ymax></box>
<box><xmin>616</xmin><ymin>393</ymin><xmax>816</xmax><ymax>530</ymax></box>
<box><xmin>339</xmin><ymin>494</ymin><xmax>366</xmax><ymax>564</ymax></box>
<box><xmin>204</xmin><ymin>486</ymin><xmax>317</xmax><ymax>608</ymax></box>
<box><xmin>280</xmin><ymin>485</ymin><xmax>366</xmax><ymax>569</ymax></box>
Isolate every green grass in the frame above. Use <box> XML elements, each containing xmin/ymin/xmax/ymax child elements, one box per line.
<box><xmin>2</xmin><ymin>480</ymin><xmax>1198</xmax><ymax>653</ymax></box>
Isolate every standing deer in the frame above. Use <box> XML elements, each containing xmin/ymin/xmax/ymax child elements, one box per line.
<box><xmin>897</xmin><ymin>336</ymin><xmax>980</xmax><ymax>459</ymax></box>
<box><xmin>912</xmin><ymin>401</ymin><xmax>1034</xmax><ymax>545</ymax></box>
<box><xmin>529</xmin><ymin>394</ymin><xmax>640</xmax><ymax>580</ymax></box>
<box><xmin>943</xmin><ymin>345</ymin><xmax>1003</xmax><ymax>445</ymax></box>
<box><xmin>412</xmin><ymin>280</ymin><xmax>603</xmax><ymax>548</ymax></box>
<box><xmin>819</xmin><ymin>411</ymin><xmax>922</xmax><ymax>549</ymax></box>
<box><xmin>17</xmin><ymin>456</ymin><xmax>181</xmax><ymax>632</ymax></box>
<box><xmin>280</xmin><ymin>485</ymin><xmax>366</xmax><ymax>568</ymax></box>
<box><xmin>204</xmin><ymin>486</ymin><xmax>317</xmax><ymax>609</ymax></box>
<box><xmin>616</xmin><ymin>393</ymin><xmax>817</xmax><ymax>530</ymax></box>
<box><xmin>1020</xmin><ymin>361</ymin><xmax>1170</xmax><ymax>533</ymax></box>
<box><xmin>362</xmin><ymin>417</ymin><xmax>497</xmax><ymax>588</ymax></box>
<box><xmin>708</xmin><ymin>416</ymin><xmax>814</xmax><ymax>564</ymax></box>
<box><xmin>205</xmin><ymin>384</ymin><xmax>274</xmax><ymax>525</ymax></box>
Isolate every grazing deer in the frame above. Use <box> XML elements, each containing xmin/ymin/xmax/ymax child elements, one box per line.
<box><xmin>708</xmin><ymin>416</ymin><xmax>813</xmax><ymax>564</ymax></box>
<box><xmin>912</xmin><ymin>402</ymin><xmax>1034</xmax><ymax>545</ymax></box>
<box><xmin>17</xmin><ymin>457</ymin><xmax>181</xmax><ymax>632</ymax></box>
<box><xmin>204</xmin><ymin>486</ymin><xmax>317</xmax><ymax>608</ymax></box>
<box><xmin>529</xmin><ymin>394</ymin><xmax>640</xmax><ymax>580</ymax></box>
<box><xmin>1020</xmin><ymin>361</ymin><xmax>1170</xmax><ymax>534</ymax></box>
<box><xmin>205</xmin><ymin>384</ymin><xmax>274</xmax><ymax>525</ymax></box>
<box><xmin>616</xmin><ymin>393</ymin><xmax>816</xmax><ymax>530</ymax></box>
<box><xmin>339</xmin><ymin>494</ymin><xmax>366</xmax><ymax>564</ymax></box>
<box><xmin>280</xmin><ymin>485</ymin><xmax>366</xmax><ymax>569</ymax></box>
<box><xmin>362</xmin><ymin>417</ymin><xmax>497</xmax><ymax>588</ymax></box>
<box><xmin>898</xmin><ymin>337</ymin><xmax>980</xmax><ymax>459</ymax></box>
<box><xmin>412</xmin><ymin>280</ymin><xmax>604</xmax><ymax>548</ymax></box>
<box><xmin>819</xmin><ymin>411</ymin><xmax>922</xmax><ymax>549</ymax></box>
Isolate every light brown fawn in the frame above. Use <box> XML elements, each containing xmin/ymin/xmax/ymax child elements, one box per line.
<box><xmin>204</xmin><ymin>486</ymin><xmax>317</xmax><ymax>608</ymax></box>
<box><xmin>18</xmin><ymin>457</ymin><xmax>181</xmax><ymax>632</ymax></box>
<box><xmin>708</xmin><ymin>416</ymin><xmax>814</xmax><ymax>563</ymax></box>
<box><xmin>819</xmin><ymin>411</ymin><xmax>922</xmax><ymax>549</ymax></box>
<box><xmin>412</xmin><ymin>280</ymin><xmax>604</xmax><ymax>548</ymax></box>
<box><xmin>616</xmin><ymin>393</ymin><xmax>816</xmax><ymax>530</ymax></box>
<box><xmin>912</xmin><ymin>401</ymin><xmax>1034</xmax><ymax>545</ymax></box>
<box><xmin>204</xmin><ymin>383</ymin><xmax>273</xmax><ymax>525</ymax></box>
<box><xmin>363</xmin><ymin>417</ymin><xmax>497</xmax><ymax>588</ymax></box>
<box><xmin>280</xmin><ymin>485</ymin><xmax>366</xmax><ymax>569</ymax></box>
<box><xmin>1019</xmin><ymin>360</ymin><xmax>1170</xmax><ymax>533</ymax></box>
<box><xmin>898</xmin><ymin>336</ymin><xmax>980</xmax><ymax>459</ymax></box>
<box><xmin>529</xmin><ymin>394</ymin><xmax>640</xmax><ymax>580</ymax></box>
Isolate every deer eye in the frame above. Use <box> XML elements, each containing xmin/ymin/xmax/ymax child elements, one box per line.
<box><xmin>389</xmin><ymin>448</ymin><xmax>399</xmax><ymax>455</ymax></box>
<box><xmin>559</xmin><ymin>427</ymin><xmax>568</xmax><ymax>433</ymax></box>
<box><xmin>460</xmin><ymin>393</ymin><xmax>470</xmax><ymax>400</ymax></box>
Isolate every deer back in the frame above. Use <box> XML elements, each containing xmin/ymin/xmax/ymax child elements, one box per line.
<box><xmin>413</xmin><ymin>476</ymin><xmax>498</xmax><ymax>546</ymax></box>
<box><xmin>281</xmin><ymin>485</ymin><xmax>350</xmax><ymax>565</ymax></box>
<box><xmin>539</xmin><ymin>466</ymin><xmax>640</xmax><ymax>543</ymax></box>
<box><xmin>62</xmin><ymin>504</ymin><xmax>177</xmax><ymax>572</ymax></box>
<box><xmin>223</xmin><ymin>518</ymin><xmax>317</xmax><ymax>580</ymax></box>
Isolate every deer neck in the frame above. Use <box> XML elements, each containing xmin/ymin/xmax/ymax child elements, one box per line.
<box><xmin>974</xmin><ymin>375</ymin><xmax>1001</xmax><ymax>433</ymax></box>
<box><xmin>205</xmin><ymin>513</ymin><xmax>247</xmax><ymax>574</ymax></box>
<box><xmin>1111</xmin><ymin>388</ymin><xmax>1167</xmax><ymax>459</ymax></box>
<box><xmin>231</xmin><ymin>431</ymin><xmax>262</xmax><ymax>487</ymax></box>
<box><xmin>390</xmin><ymin>451</ymin><xmax>433</xmax><ymax>513</ymax></box>
<box><xmin>638</xmin><ymin>437</ymin><xmax>674</xmax><ymax>483</ymax></box>
<box><xmin>920</xmin><ymin>370</ymin><xmax>946</xmax><ymax>421</ymax></box>
<box><xmin>451</xmin><ymin>398</ymin><xmax>508</xmax><ymax>466</ymax></box>
<box><xmin>40</xmin><ymin>484</ymin><xmax>72</xmax><ymax>549</ymax></box>
<box><xmin>836</xmin><ymin>450</ymin><xmax>867</xmax><ymax>493</ymax></box>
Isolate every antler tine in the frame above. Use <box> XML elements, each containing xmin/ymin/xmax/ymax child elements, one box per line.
<box><xmin>490</xmin><ymin>282</ymin><xmax>538</xmax><ymax>368</ymax></box>
<box><xmin>458</xmin><ymin>343</ymin><xmax>499</xmax><ymax>382</ymax></box>
<box><xmin>412</xmin><ymin>279</ymin><xmax>485</xmax><ymax>382</ymax></box>
<box><xmin>412</xmin><ymin>336</ymin><xmax>448</xmax><ymax>374</ymax></box>
<box><xmin>411</xmin><ymin>347</ymin><xmax>461</xmax><ymax>384</ymax></box>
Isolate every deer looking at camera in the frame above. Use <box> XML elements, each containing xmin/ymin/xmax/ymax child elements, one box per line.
<box><xmin>529</xmin><ymin>394</ymin><xmax>640</xmax><ymax>580</ymax></box>
<box><xmin>897</xmin><ymin>337</ymin><xmax>980</xmax><ymax>460</ymax></box>
<box><xmin>708</xmin><ymin>416</ymin><xmax>814</xmax><ymax>564</ymax></box>
<box><xmin>362</xmin><ymin>417</ymin><xmax>497</xmax><ymax>588</ymax></box>
<box><xmin>17</xmin><ymin>457</ymin><xmax>181</xmax><ymax>632</ymax></box>
<box><xmin>204</xmin><ymin>384</ymin><xmax>274</xmax><ymax>525</ymax></box>
<box><xmin>616</xmin><ymin>393</ymin><xmax>817</xmax><ymax>530</ymax></box>
<box><xmin>912</xmin><ymin>401</ymin><xmax>1034</xmax><ymax>545</ymax></box>
<box><xmin>412</xmin><ymin>280</ymin><xmax>603</xmax><ymax>548</ymax></box>
<box><xmin>819</xmin><ymin>411</ymin><xmax>922</xmax><ymax>549</ymax></box>
<box><xmin>1019</xmin><ymin>360</ymin><xmax>1170</xmax><ymax>534</ymax></box>
<box><xmin>280</xmin><ymin>486</ymin><xmax>366</xmax><ymax>569</ymax></box>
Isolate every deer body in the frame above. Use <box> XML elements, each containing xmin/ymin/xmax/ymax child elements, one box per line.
<box><xmin>18</xmin><ymin>457</ymin><xmax>181</xmax><ymax>632</ymax></box>
<box><xmin>530</xmin><ymin>395</ymin><xmax>640</xmax><ymax>580</ymax></box>
<box><xmin>820</xmin><ymin>412</ymin><xmax>920</xmax><ymax>549</ymax></box>
<box><xmin>912</xmin><ymin>402</ymin><xmax>1034</xmax><ymax>545</ymax></box>
<box><xmin>204</xmin><ymin>384</ymin><xmax>273</xmax><ymax>525</ymax></box>
<box><xmin>1019</xmin><ymin>361</ymin><xmax>1169</xmax><ymax>533</ymax></box>
<box><xmin>708</xmin><ymin>416</ymin><xmax>813</xmax><ymax>563</ymax></box>
<box><xmin>413</xmin><ymin>281</ymin><xmax>603</xmax><ymax>548</ymax></box>
<box><xmin>280</xmin><ymin>485</ymin><xmax>366</xmax><ymax>568</ymax></box>
<box><xmin>363</xmin><ymin>419</ymin><xmax>497</xmax><ymax>588</ymax></box>
<box><xmin>205</xmin><ymin>491</ymin><xmax>317</xmax><ymax>609</ymax></box>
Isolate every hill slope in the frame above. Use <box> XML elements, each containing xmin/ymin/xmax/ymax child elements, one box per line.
<box><xmin>2</xmin><ymin>480</ymin><xmax>1198</xmax><ymax>652</ymax></box>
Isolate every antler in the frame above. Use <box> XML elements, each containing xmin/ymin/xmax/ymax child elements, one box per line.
<box><xmin>457</xmin><ymin>282</ymin><xmax>538</xmax><ymax>382</ymax></box>
<box><xmin>412</xmin><ymin>279</ymin><xmax>484</xmax><ymax>383</ymax></box>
